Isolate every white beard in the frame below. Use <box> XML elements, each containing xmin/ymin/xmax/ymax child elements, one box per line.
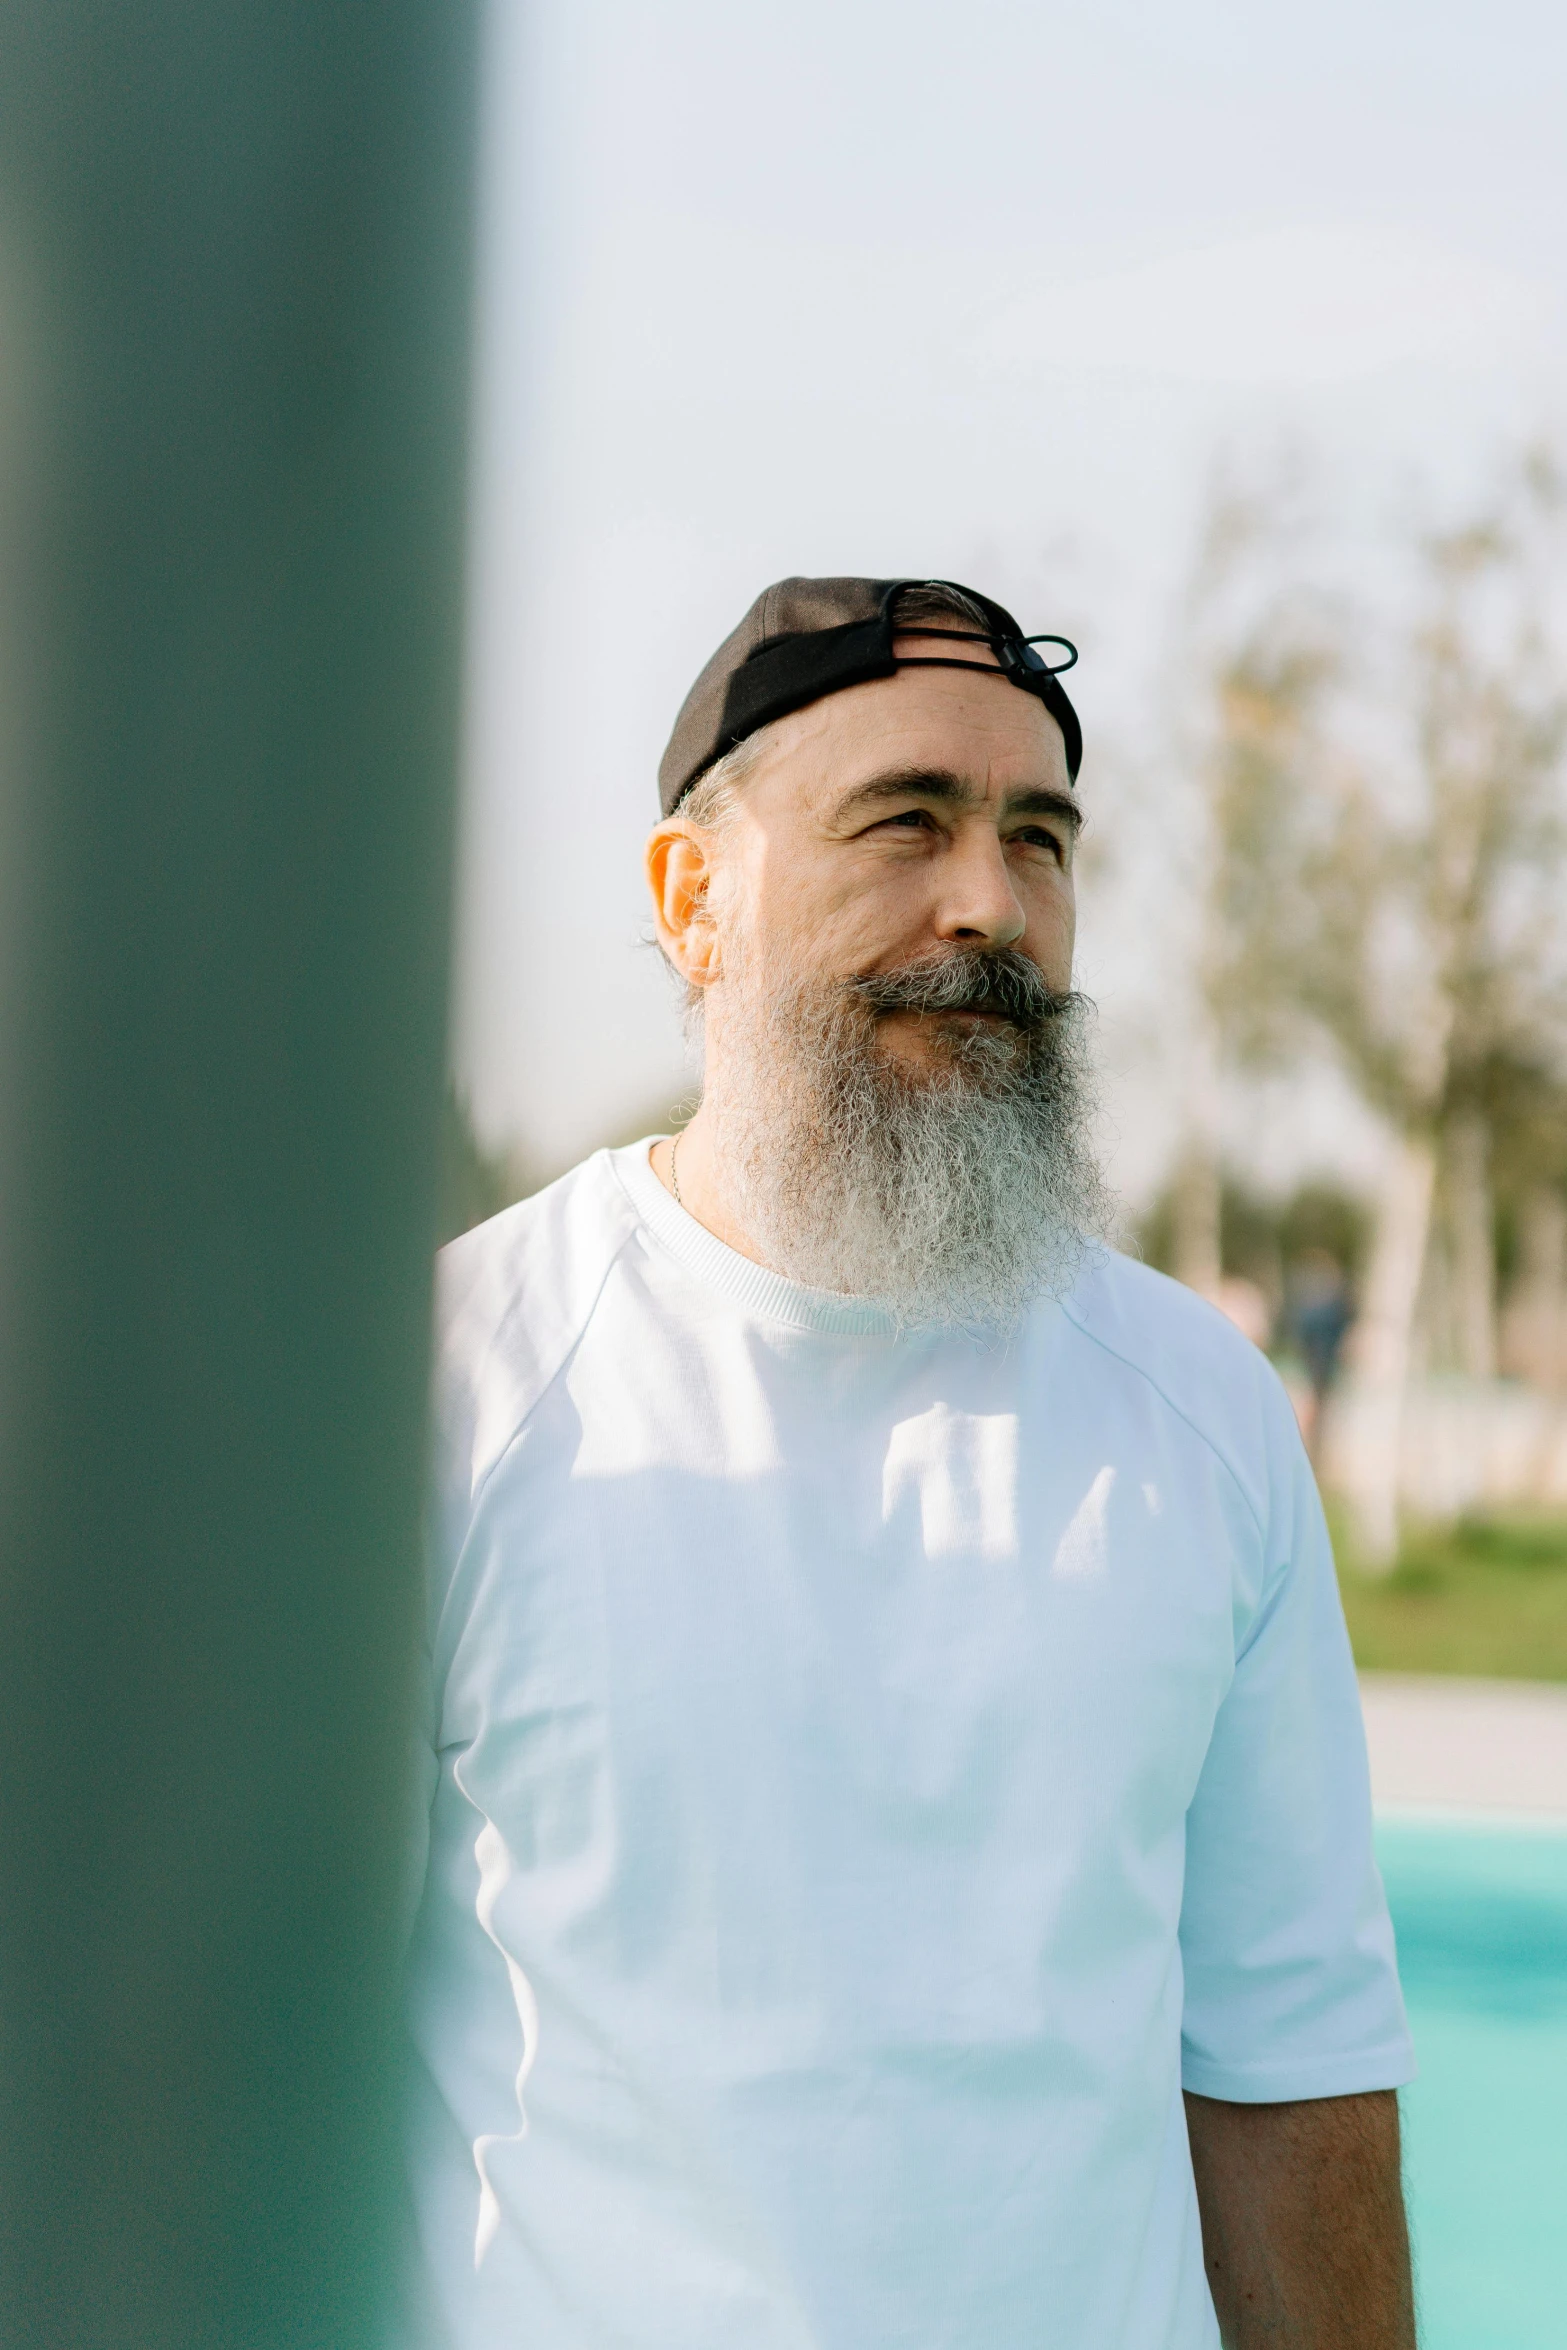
<box><xmin>702</xmin><ymin>939</ymin><xmax>1113</xmax><ymax>1333</ymax></box>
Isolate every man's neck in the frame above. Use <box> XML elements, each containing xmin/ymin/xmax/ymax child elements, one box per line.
<box><xmin>651</xmin><ymin>1104</ymin><xmax>771</xmax><ymax>1268</ymax></box>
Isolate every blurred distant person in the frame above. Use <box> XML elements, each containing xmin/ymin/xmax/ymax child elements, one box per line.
<box><xmin>398</xmin><ymin>580</ymin><xmax>1414</xmax><ymax>2350</ymax></box>
<box><xmin>1290</xmin><ymin>1248</ymin><xmax>1355</xmax><ymax>1463</ymax></box>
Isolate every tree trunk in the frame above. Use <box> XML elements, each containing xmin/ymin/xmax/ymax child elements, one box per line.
<box><xmin>1171</xmin><ymin>1139</ymin><xmax>1223</xmax><ymax>1296</ymax></box>
<box><xmin>1444</xmin><ymin>1111</ymin><xmax>1497</xmax><ymax>1381</ymax></box>
<box><xmin>1500</xmin><ymin>1187</ymin><xmax>1567</xmax><ymax>1392</ymax></box>
<box><xmin>1343</xmin><ymin>1130</ymin><xmax>1439</xmax><ymax>1569</ymax></box>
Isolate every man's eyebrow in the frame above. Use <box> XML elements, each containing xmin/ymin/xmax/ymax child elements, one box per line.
<box><xmin>1003</xmin><ymin>785</ymin><xmax>1084</xmax><ymax>834</ymax></box>
<box><xmin>830</xmin><ymin>765</ymin><xmax>1083</xmax><ymax>834</ymax></box>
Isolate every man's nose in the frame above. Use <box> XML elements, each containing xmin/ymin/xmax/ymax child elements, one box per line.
<box><xmin>933</xmin><ymin>829</ymin><xmax>1027</xmax><ymax>949</ymax></box>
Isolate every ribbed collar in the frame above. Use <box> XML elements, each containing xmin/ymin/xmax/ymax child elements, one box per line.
<box><xmin>612</xmin><ymin>1141</ymin><xmax>901</xmax><ymax>1338</ymax></box>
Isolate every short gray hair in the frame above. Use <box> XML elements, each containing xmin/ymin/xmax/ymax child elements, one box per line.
<box><xmin>677</xmin><ymin>726</ymin><xmax>770</xmax><ymax>832</ymax></box>
<box><xmin>889</xmin><ymin>579</ymin><xmax>993</xmax><ymax>636</ymax></box>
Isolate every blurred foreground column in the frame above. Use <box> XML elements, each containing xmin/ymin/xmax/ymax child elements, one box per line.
<box><xmin>0</xmin><ymin>4</ymin><xmax>477</xmax><ymax>2344</ymax></box>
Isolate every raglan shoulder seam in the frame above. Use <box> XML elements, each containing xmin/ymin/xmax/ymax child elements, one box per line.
<box><xmin>460</xmin><ymin>1214</ymin><xmax>639</xmax><ymax>1534</ymax></box>
<box><xmin>428</xmin><ymin>1207</ymin><xmax>641</xmax><ymax>1679</ymax></box>
<box><xmin>1058</xmin><ymin>1294</ymin><xmax>1268</xmax><ymax>1546</ymax></box>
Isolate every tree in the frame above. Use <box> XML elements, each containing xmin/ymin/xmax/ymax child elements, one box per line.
<box><xmin>1489</xmin><ymin>1049</ymin><xmax>1567</xmax><ymax>1393</ymax></box>
<box><xmin>1204</xmin><ymin>451</ymin><xmax>1567</xmax><ymax>1561</ymax></box>
<box><xmin>1161</xmin><ymin>457</ymin><xmax>1340</xmax><ymax>1298</ymax></box>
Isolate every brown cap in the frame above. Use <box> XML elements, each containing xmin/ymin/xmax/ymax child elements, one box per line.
<box><xmin>656</xmin><ymin>575</ymin><xmax>1081</xmax><ymax>815</ymax></box>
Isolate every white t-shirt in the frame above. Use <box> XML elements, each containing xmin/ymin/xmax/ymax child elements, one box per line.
<box><xmin>399</xmin><ymin>1142</ymin><xmax>1412</xmax><ymax>2350</ymax></box>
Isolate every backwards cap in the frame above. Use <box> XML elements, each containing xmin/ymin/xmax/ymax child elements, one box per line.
<box><xmin>657</xmin><ymin>575</ymin><xmax>1081</xmax><ymax>816</ymax></box>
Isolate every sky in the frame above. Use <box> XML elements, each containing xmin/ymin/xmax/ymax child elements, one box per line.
<box><xmin>452</xmin><ymin>0</ymin><xmax>1567</xmax><ymax>1204</ymax></box>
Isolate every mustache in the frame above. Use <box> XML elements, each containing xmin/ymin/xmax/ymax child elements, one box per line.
<box><xmin>849</xmin><ymin>948</ymin><xmax>1079</xmax><ymax>1032</ymax></box>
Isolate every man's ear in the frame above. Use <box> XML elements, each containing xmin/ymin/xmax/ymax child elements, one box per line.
<box><xmin>646</xmin><ymin>820</ymin><xmax>725</xmax><ymax>990</ymax></box>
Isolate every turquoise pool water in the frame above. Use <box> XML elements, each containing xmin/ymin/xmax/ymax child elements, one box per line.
<box><xmin>1376</xmin><ymin>1816</ymin><xmax>1567</xmax><ymax>2350</ymax></box>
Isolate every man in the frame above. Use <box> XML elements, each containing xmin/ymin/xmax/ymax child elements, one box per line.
<box><xmin>400</xmin><ymin>578</ymin><xmax>1416</xmax><ymax>2349</ymax></box>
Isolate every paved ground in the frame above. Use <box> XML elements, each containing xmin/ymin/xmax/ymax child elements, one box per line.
<box><xmin>1360</xmin><ymin>1672</ymin><xmax>1567</xmax><ymax>1819</ymax></box>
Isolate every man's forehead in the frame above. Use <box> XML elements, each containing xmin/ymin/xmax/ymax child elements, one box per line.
<box><xmin>775</xmin><ymin>663</ymin><xmax>1074</xmax><ymax>805</ymax></box>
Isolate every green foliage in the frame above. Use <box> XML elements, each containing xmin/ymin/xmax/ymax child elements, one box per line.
<box><xmin>1481</xmin><ymin>1051</ymin><xmax>1567</xmax><ymax>1234</ymax></box>
<box><xmin>1277</xmin><ymin>1182</ymin><xmax>1371</xmax><ymax>1280</ymax></box>
<box><xmin>1336</xmin><ymin>1512</ymin><xmax>1567</xmax><ymax>1681</ymax></box>
<box><xmin>1137</xmin><ymin>1176</ymin><xmax>1367</xmax><ymax>1300</ymax></box>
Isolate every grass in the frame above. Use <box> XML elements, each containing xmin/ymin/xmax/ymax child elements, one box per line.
<box><xmin>1334</xmin><ymin>1511</ymin><xmax>1567</xmax><ymax>1683</ymax></box>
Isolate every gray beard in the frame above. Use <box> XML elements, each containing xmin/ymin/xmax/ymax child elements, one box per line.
<box><xmin>704</xmin><ymin>942</ymin><xmax>1113</xmax><ymax>1333</ymax></box>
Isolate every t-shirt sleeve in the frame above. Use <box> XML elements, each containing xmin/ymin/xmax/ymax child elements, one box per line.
<box><xmin>1178</xmin><ymin>1384</ymin><xmax>1415</xmax><ymax>2102</ymax></box>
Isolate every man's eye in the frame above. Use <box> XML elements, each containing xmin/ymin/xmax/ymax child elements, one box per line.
<box><xmin>880</xmin><ymin>808</ymin><xmax>934</xmax><ymax>832</ymax></box>
<box><xmin>1013</xmin><ymin>826</ymin><xmax>1065</xmax><ymax>859</ymax></box>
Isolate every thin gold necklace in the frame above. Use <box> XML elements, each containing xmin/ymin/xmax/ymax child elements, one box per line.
<box><xmin>669</xmin><ymin>1134</ymin><xmax>683</xmax><ymax>1206</ymax></box>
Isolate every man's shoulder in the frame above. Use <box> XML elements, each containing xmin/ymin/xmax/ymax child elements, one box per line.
<box><xmin>433</xmin><ymin>1148</ymin><xmax>642</xmax><ymax>1506</ymax></box>
<box><xmin>1059</xmin><ymin>1249</ymin><xmax>1296</xmax><ymax>1527</ymax></box>
<box><xmin>435</xmin><ymin>1146</ymin><xmax>637</xmax><ymax>1353</ymax></box>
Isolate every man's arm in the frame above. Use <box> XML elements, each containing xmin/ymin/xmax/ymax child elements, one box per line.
<box><xmin>1184</xmin><ymin>2090</ymin><xmax>1416</xmax><ymax>2349</ymax></box>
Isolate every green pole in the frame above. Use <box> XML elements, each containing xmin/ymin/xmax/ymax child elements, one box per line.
<box><xmin>0</xmin><ymin>3</ymin><xmax>477</xmax><ymax>2343</ymax></box>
